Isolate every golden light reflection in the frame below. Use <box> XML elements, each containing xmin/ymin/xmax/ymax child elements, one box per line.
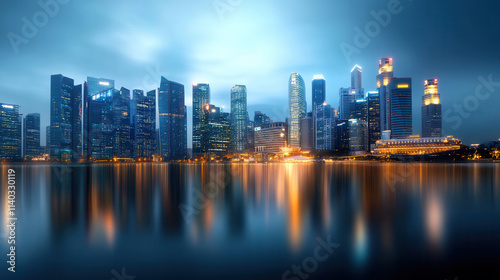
<box><xmin>286</xmin><ymin>163</ymin><xmax>302</xmax><ymax>250</ymax></box>
<box><xmin>425</xmin><ymin>193</ymin><xmax>444</xmax><ymax>251</ymax></box>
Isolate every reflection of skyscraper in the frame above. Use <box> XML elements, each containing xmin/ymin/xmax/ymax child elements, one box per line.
<box><xmin>389</xmin><ymin>78</ymin><xmax>412</xmax><ymax>139</ymax></box>
<box><xmin>192</xmin><ymin>83</ymin><xmax>210</xmax><ymax>156</ymax></box>
<box><xmin>23</xmin><ymin>113</ymin><xmax>41</xmax><ymax>158</ymax></box>
<box><xmin>131</xmin><ymin>89</ymin><xmax>156</xmax><ymax>159</ymax></box>
<box><xmin>288</xmin><ymin>73</ymin><xmax>306</xmax><ymax>148</ymax></box>
<box><xmin>158</xmin><ymin>76</ymin><xmax>187</xmax><ymax>160</ymax></box>
<box><xmin>0</xmin><ymin>103</ymin><xmax>22</xmax><ymax>160</ymax></box>
<box><xmin>50</xmin><ymin>74</ymin><xmax>82</xmax><ymax>161</ymax></box>
<box><xmin>422</xmin><ymin>79</ymin><xmax>442</xmax><ymax>138</ymax></box>
<box><xmin>230</xmin><ymin>85</ymin><xmax>248</xmax><ymax>152</ymax></box>
<box><xmin>377</xmin><ymin>58</ymin><xmax>394</xmax><ymax>132</ymax></box>
<box><xmin>367</xmin><ymin>91</ymin><xmax>381</xmax><ymax>148</ymax></box>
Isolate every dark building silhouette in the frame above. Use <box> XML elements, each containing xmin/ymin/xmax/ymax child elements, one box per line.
<box><xmin>131</xmin><ymin>89</ymin><xmax>156</xmax><ymax>159</ymax></box>
<box><xmin>23</xmin><ymin>113</ymin><xmax>40</xmax><ymax>158</ymax></box>
<box><xmin>158</xmin><ymin>76</ymin><xmax>187</xmax><ymax>160</ymax></box>
<box><xmin>192</xmin><ymin>83</ymin><xmax>210</xmax><ymax>156</ymax></box>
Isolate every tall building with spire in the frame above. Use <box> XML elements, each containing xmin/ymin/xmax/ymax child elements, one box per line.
<box><xmin>288</xmin><ymin>73</ymin><xmax>306</xmax><ymax>148</ymax></box>
<box><xmin>422</xmin><ymin>79</ymin><xmax>442</xmax><ymax>138</ymax></box>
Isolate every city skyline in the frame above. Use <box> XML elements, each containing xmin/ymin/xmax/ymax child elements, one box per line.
<box><xmin>1</xmin><ymin>0</ymin><xmax>500</xmax><ymax>146</ymax></box>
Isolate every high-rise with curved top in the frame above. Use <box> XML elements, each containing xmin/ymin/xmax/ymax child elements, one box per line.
<box><xmin>288</xmin><ymin>73</ymin><xmax>306</xmax><ymax>148</ymax></box>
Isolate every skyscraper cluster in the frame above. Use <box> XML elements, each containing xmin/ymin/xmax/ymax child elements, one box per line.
<box><xmin>0</xmin><ymin>57</ymin><xmax>445</xmax><ymax>161</ymax></box>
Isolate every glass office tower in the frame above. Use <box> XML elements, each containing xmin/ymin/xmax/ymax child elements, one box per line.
<box><xmin>288</xmin><ymin>73</ymin><xmax>306</xmax><ymax>148</ymax></box>
<box><xmin>388</xmin><ymin>78</ymin><xmax>413</xmax><ymax>139</ymax></box>
<box><xmin>367</xmin><ymin>91</ymin><xmax>381</xmax><ymax>148</ymax></box>
<box><xmin>50</xmin><ymin>74</ymin><xmax>82</xmax><ymax>161</ymax></box>
<box><xmin>230</xmin><ymin>85</ymin><xmax>248</xmax><ymax>152</ymax></box>
<box><xmin>158</xmin><ymin>76</ymin><xmax>187</xmax><ymax>160</ymax></box>
<box><xmin>422</xmin><ymin>79</ymin><xmax>442</xmax><ymax>138</ymax></box>
<box><xmin>192</xmin><ymin>83</ymin><xmax>210</xmax><ymax>156</ymax></box>
<box><xmin>0</xmin><ymin>103</ymin><xmax>22</xmax><ymax>160</ymax></box>
<box><xmin>23</xmin><ymin>113</ymin><xmax>41</xmax><ymax>158</ymax></box>
<box><xmin>131</xmin><ymin>89</ymin><xmax>156</xmax><ymax>159</ymax></box>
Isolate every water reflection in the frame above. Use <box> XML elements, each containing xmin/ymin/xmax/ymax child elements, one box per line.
<box><xmin>0</xmin><ymin>162</ymin><xmax>499</xmax><ymax>279</ymax></box>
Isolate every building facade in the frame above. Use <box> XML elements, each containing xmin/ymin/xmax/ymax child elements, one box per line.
<box><xmin>202</xmin><ymin>104</ymin><xmax>231</xmax><ymax>157</ymax></box>
<box><xmin>131</xmin><ymin>89</ymin><xmax>156</xmax><ymax>159</ymax></box>
<box><xmin>300</xmin><ymin>112</ymin><xmax>314</xmax><ymax>151</ymax></box>
<box><xmin>288</xmin><ymin>73</ymin><xmax>306</xmax><ymax>148</ymax></box>
<box><xmin>254</xmin><ymin>122</ymin><xmax>288</xmax><ymax>153</ymax></box>
<box><xmin>312</xmin><ymin>75</ymin><xmax>326</xmax><ymax>112</ymax></box>
<box><xmin>315</xmin><ymin>104</ymin><xmax>336</xmax><ymax>151</ymax></box>
<box><xmin>367</xmin><ymin>91</ymin><xmax>381</xmax><ymax>149</ymax></box>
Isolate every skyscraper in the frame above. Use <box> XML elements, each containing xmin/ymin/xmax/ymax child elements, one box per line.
<box><xmin>422</xmin><ymin>79</ymin><xmax>442</xmax><ymax>138</ymax></box>
<box><xmin>83</xmin><ymin>78</ymin><xmax>115</xmax><ymax>160</ymax></box>
<box><xmin>254</xmin><ymin>111</ymin><xmax>272</xmax><ymax>127</ymax></box>
<box><xmin>288</xmin><ymin>73</ymin><xmax>306</xmax><ymax>148</ymax></box>
<box><xmin>300</xmin><ymin>112</ymin><xmax>314</xmax><ymax>151</ymax></box>
<box><xmin>377</xmin><ymin>58</ymin><xmax>394</xmax><ymax>132</ymax></box>
<box><xmin>339</xmin><ymin>87</ymin><xmax>364</xmax><ymax>119</ymax></box>
<box><xmin>113</xmin><ymin>87</ymin><xmax>132</xmax><ymax>158</ymax></box>
<box><xmin>351</xmin><ymin>65</ymin><xmax>362</xmax><ymax>89</ymax></box>
<box><xmin>348</xmin><ymin>119</ymin><xmax>368</xmax><ymax>152</ymax></box>
<box><xmin>312</xmin><ymin>75</ymin><xmax>326</xmax><ymax>111</ymax></box>
<box><xmin>367</xmin><ymin>91</ymin><xmax>381</xmax><ymax>148</ymax></box>
<box><xmin>230</xmin><ymin>85</ymin><xmax>248</xmax><ymax>152</ymax></box>
<box><xmin>192</xmin><ymin>83</ymin><xmax>210</xmax><ymax>156</ymax></box>
<box><xmin>254</xmin><ymin>122</ymin><xmax>288</xmax><ymax>153</ymax></box>
<box><xmin>315</xmin><ymin>103</ymin><xmax>336</xmax><ymax>151</ymax></box>
<box><xmin>23</xmin><ymin>113</ymin><xmax>40</xmax><ymax>158</ymax></box>
<box><xmin>388</xmin><ymin>78</ymin><xmax>413</xmax><ymax>139</ymax></box>
<box><xmin>50</xmin><ymin>74</ymin><xmax>82</xmax><ymax>161</ymax></box>
<box><xmin>0</xmin><ymin>103</ymin><xmax>22</xmax><ymax>161</ymax></box>
<box><xmin>202</xmin><ymin>104</ymin><xmax>231</xmax><ymax>157</ymax></box>
<box><xmin>131</xmin><ymin>89</ymin><xmax>156</xmax><ymax>159</ymax></box>
<box><xmin>158</xmin><ymin>76</ymin><xmax>187</xmax><ymax>160</ymax></box>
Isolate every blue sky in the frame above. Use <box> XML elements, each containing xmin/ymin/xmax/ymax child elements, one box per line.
<box><xmin>1</xmin><ymin>0</ymin><xmax>499</xmax><ymax>146</ymax></box>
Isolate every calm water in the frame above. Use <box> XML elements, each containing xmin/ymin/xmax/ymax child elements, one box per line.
<box><xmin>1</xmin><ymin>163</ymin><xmax>500</xmax><ymax>280</ymax></box>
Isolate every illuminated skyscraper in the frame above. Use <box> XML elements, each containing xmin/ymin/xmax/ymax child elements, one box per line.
<box><xmin>367</xmin><ymin>91</ymin><xmax>381</xmax><ymax>148</ymax></box>
<box><xmin>288</xmin><ymin>73</ymin><xmax>306</xmax><ymax>148</ymax></box>
<box><xmin>230</xmin><ymin>85</ymin><xmax>248</xmax><ymax>152</ymax></box>
<box><xmin>202</xmin><ymin>104</ymin><xmax>230</xmax><ymax>156</ymax></box>
<box><xmin>377</xmin><ymin>58</ymin><xmax>394</xmax><ymax>132</ymax></box>
<box><xmin>113</xmin><ymin>87</ymin><xmax>132</xmax><ymax>158</ymax></box>
<box><xmin>351</xmin><ymin>65</ymin><xmax>362</xmax><ymax>89</ymax></box>
<box><xmin>158</xmin><ymin>76</ymin><xmax>187</xmax><ymax>160</ymax></box>
<box><xmin>388</xmin><ymin>78</ymin><xmax>412</xmax><ymax>139</ymax></box>
<box><xmin>131</xmin><ymin>89</ymin><xmax>156</xmax><ymax>159</ymax></box>
<box><xmin>83</xmin><ymin>78</ymin><xmax>115</xmax><ymax>160</ymax></box>
<box><xmin>339</xmin><ymin>87</ymin><xmax>364</xmax><ymax>119</ymax></box>
<box><xmin>0</xmin><ymin>103</ymin><xmax>22</xmax><ymax>160</ymax></box>
<box><xmin>192</xmin><ymin>83</ymin><xmax>210</xmax><ymax>156</ymax></box>
<box><xmin>348</xmin><ymin>119</ymin><xmax>368</xmax><ymax>152</ymax></box>
<box><xmin>50</xmin><ymin>74</ymin><xmax>82</xmax><ymax>161</ymax></box>
<box><xmin>315</xmin><ymin>103</ymin><xmax>336</xmax><ymax>151</ymax></box>
<box><xmin>312</xmin><ymin>75</ymin><xmax>326</xmax><ymax>111</ymax></box>
<box><xmin>23</xmin><ymin>113</ymin><xmax>40</xmax><ymax>158</ymax></box>
<box><xmin>422</xmin><ymin>79</ymin><xmax>442</xmax><ymax>138</ymax></box>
